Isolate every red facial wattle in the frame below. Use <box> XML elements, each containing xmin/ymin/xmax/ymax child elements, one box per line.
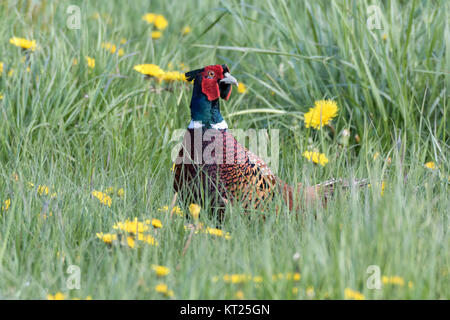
<box><xmin>201</xmin><ymin>65</ymin><xmax>224</xmax><ymax>101</ymax></box>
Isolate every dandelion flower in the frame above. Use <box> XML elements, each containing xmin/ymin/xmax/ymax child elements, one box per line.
<box><xmin>101</xmin><ymin>42</ymin><xmax>124</xmax><ymax>57</ymax></box>
<box><xmin>117</xmin><ymin>188</ymin><xmax>125</xmax><ymax>197</ymax></box>
<box><xmin>293</xmin><ymin>272</ymin><xmax>301</xmax><ymax>281</ymax></box>
<box><xmin>0</xmin><ymin>62</ymin><xmax>3</xmax><ymax>76</ymax></box>
<box><xmin>151</xmin><ymin>218</ymin><xmax>163</xmax><ymax>229</ymax></box>
<box><xmin>152</xmin><ymin>265</ymin><xmax>170</xmax><ymax>277</ymax></box>
<box><xmin>142</xmin><ymin>13</ymin><xmax>157</xmax><ymax>24</ymax></box>
<box><xmin>85</xmin><ymin>56</ymin><xmax>95</xmax><ymax>69</ymax></box>
<box><xmin>10</xmin><ymin>37</ymin><xmax>37</xmax><ymax>51</ymax></box>
<box><xmin>151</xmin><ymin>31</ymin><xmax>162</xmax><ymax>39</ymax></box>
<box><xmin>2</xmin><ymin>199</ymin><xmax>11</xmax><ymax>211</ymax></box>
<box><xmin>96</xmin><ymin>232</ymin><xmax>117</xmax><ymax>244</ymax></box>
<box><xmin>126</xmin><ymin>236</ymin><xmax>135</xmax><ymax>248</ymax></box>
<box><xmin>344</xmin><ymin>288</ymin><xmax>365</xmax><ymax>300</ymax></box>
<box><xmin>91</xmin><ymin>190</ymin><xmax>112</xmax><ymax>207</ymax></box>
<box><xmin>189</xmin><ymin>203</ymin><xmax>201</xmax><ymax>220</ymax></box>
<box><xmin>134</xmin><ymin>64</ymin><xmax>165</xmax><ymax>78</ymax></box>
<box><xmin>382</xmin><ymin>33</ymin><xmax>388</xmax><ymax>41</ymax></box>
<box><xmin>137</xmin><ymin>233</ymin><xmax>159</xmax><ymax>246</ymax></box>
<box><xmin>47</xmin><ymin>292</ymin><xmax>65</xmax><ymax>300</ymax></box>
<box><xmin>182</xmin><ymin>26</ymin><xmax>191</xmax><ymax>35</ymax></box>
<box><xmin>154</xmin><ymin>15</ymin><xmax>168</xmax><ymax>30</ymax></box>
<box><xmin>237</xmin><ymin>83</ymin><xmax>247</xmax><ymax>94</ymax></box>
<box><xmin>304</xmin><ymin>100</ymin><xmax>338</xmax><ymax>129</ymax></box>
<box><xmin>37</xmin><ymin>185</ymin><xmax>49</xmax><ymax>196</ymax></box>
<box><xmin>302</xmin><ymin>151</ymin><xmax>329</xmax><ymax>167</ymax></box>
<box><xmin>253</xmin><ymin>276</ymin><xmax>263</xmax><ymax>283</ymax></box>
<box><xmin>113</xmin><ymin>218</ymin><xmax>149</xmax><ymax>233</ymax></box>
<box><xmin>160</xmin><ymin>71</ymin><xmax>186</xmax><ymax>82</ymax></box>
<box><xmin>155</xmin><ymin>283</ymin><xmax>173</xmax><ymax>297</ymax></box>
<box><xmin>424</xmin><ymin>161</ymin><xmax>436</xmax><ymax>169</ymax></box>
<box><xmin>382</xmin><ymin>276</ymin><xmax>405</xmax><ymax>286</ymax></box>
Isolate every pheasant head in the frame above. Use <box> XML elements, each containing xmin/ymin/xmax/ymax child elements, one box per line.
<box><xmin>185</xmin><ymin>64</ymin><xmax>238</xmax><ymax>129</ymax></box>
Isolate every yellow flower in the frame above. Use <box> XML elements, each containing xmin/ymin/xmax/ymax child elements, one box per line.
<box><xmin>152</xmin><ymin>265</ymin><xmax>170</xmax><ymax>277</ymax></box>
<box><xmin>293</xmin><ymin>272</ymin><xmax>301</xmax><ymax>281</ymax></box>
<box><xmin>304</xmin><ymin>99</ymin><xmax>338</xmax><ymax>129</ymax></box>
<box><xmin>382</xmin><ymin>33</ymin><xmax>388</xmax><ymax>41</ymax></box>
<box><xmin>120</xmin><ymin>38</ymin><xmax>127</xmax><ymax>44</ymax></box>
<box><xmin>72</xmin><ymin>58</ymin><xmax>78</xmax><ymax>66</ymax></box>
<box><xmin>101</xmin><ymin>42</ymin><xmax>124</xmax><ymax>56</ymax></box>
<box><xmin>0</xmin><ymin>62</ymin><xmax>3</xmax><ymax>76</ymax></box>
<box><xmin>2</xmin><ymin>199</ymin><xmax>11</xmax><ymax>211</ymax></box>
<box><xmin>189</xmin><ymin>203</ymin><xmax>201</xmax><ymax>220</ymax></box>
<box><xmin>126</xmin><ymin>236</ymin><xmax>135</xmax><ymax>248</ymax></box>
<box><xmin>424</xmin><ymin>161</ymin><xmax>436</xmax><ymax>169</ymax></box>
<box><xmin>37</xmin><ymin>185</ymin><xmax>49</xmax><ymax>196</ymax></box>
<box><xmin>154</xmin><ymin>15</ymin><xmax>168</xmax><ymax>30</ymax></box>
<box><xmin>155</xmin><ymin>283</ymin><xmax>174</xmax><ymax>297</ymax></box>
<box><xmin>0</xmin><ymin>94</ymin><xmax>3</xmax><ymax>100</ymax></box>
<box><xmin>96</xmin><ymin>232</ymin><xmax>117</xmax><ymax>244</ymax></box>
<box><xmin>151</xmin><ymin>218</ymin><xmax>163</xmax><ymax>229</ymax></box>
<box><xmin>237</xmin><ymin>83</ymin><xmax>247</xmax><ymax>94</ymax></box>
<box><xmin>182</xmin><ymin>26</ymin><xmax>191</xmax><ymax>35</ymax></box>
<box><xmin>47</xmin><ymin>292</ymin><xmax>65</xmax><ymax>300</ymax></box>
<box><xmin>85</xmin><ymin>56</ymin><xmax>95</xmax><ymax>69</ymax></box>
<box><xmin>151</xmin><ymin>31</ymin><xmax>162</xmax><ymax>39</ymax></box>
<box><xmin>373</xmin><ymin>152</ymin><xmax>380</xmax><ymax>160</ymax></box>
<box><xmin>344</xmin><ymin>288</ymin><xmax>365</xmax><ymax>300</ymax></box>
<box><xmin>113</xmin><ymin>218</ymin><xmax>149</xmax><ymax>233</ymax></box>
<box><xmin>117</xmin><ymin>188</ymin><xmax>125</xmax><ymax>197</ymax></box>
<box><xmin>302</xmin><ymin>151</ymin><xmax>329</xmax><ymax>167</ymax></box>
<box><xmin>253</xmin><ymin>276</ymin><xmax>263</xmax><ymax>283</ymax></box>
<box><xmin>91</xmin><ymin>190</ymin><xmax>112</xmax><ymax>207</ymax></box>
<box><xmin>138</xmin><ymin>233</ymin><xmax>159</xmax><ymax>246</ymax></box>
<box><xmin>160</xmin><ymin>71</ymin><xmax>186</xmax><ymax>82</ymax></box>
<box><xmin>235</xmin><ymin>290</ymin><xmax>244</xmax><ymax>299</ymax></box>
<box><xmin>142</xmin><ymin>13</ymin><xmax>157</xmax><ymax>24</ymax></box>
<box><xmin>134</xmin><ymin>64</ymin><xmax>165</xmax><ymax>78</ymax></box>
<box><xmin>158</xmin><ymin>205</ymin><xmax>183</xmax><ymax>217</ymax></box>
<box><xmin>382</xmin><ymin>276</ymin><xmax>405</xmax><ymax>286</ymax></box>
<box><xmin>10</xmin><ymin>37</ymin><xmax>36</xmax><ymax>51</ymax></box>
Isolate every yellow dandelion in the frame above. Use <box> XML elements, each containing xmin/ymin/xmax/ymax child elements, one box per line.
<box><xmin>304</xmin><ymin>99</ymin><xmax>339</xmax><ymax>129</ymax></box>
<box><xmin>47</xmin><ymin>292</ymin><xmax>65</xmax><ymax>300</ymax></box>
<box><xmin>101</xmin><ymin>42</ymin><xmax>124</xmax><ymax>57</ymax></box>
<box><xmin>85</xmin><ymin>56</ymin><xmax>95</xmax><ymax>69</ymax></box>
<box><xmin>126</xmin><ymin>236</ymin><xmax>135</xmax><ymax>248</ymax></box>
<box><xmin>37</xmin><ymin>185</ymin><xmax>49</xmax><ymax>196</ymax></box>
<box><xmin>0</xmin><ymin>94</ymin><xmax>3</xmax><ymax>100</ymax></box>
<box><xmin>113</xmin><ymin>218</ymin><xmax>148</xmax><ymax>233</ymax></box>
<box><xmin>344</xmin><ymin>288</ymin><xmax>365</xmax><ymax>300</ymax></box>
<box><xmin>134</xmin><ymin>64</ymin><xmax>165</xmax><ymax>78</ymax></box>
<box><xmin>91</xmin><ymin>190</ymin><xmax>112</xmax><ymax>207</ymax></box>
<box><xmin>424</xmin><ymin>161</ymin><xmax>436</xmax><ymax>169</ymax></box>
<box><xmin>253</xmin><ymin>276</ymin><xmax>263</xmax><ymax>283</ymax></box>
<box><xmin>302</xmin><ymin>151</ymin><xmax>329</xmax><ymax>167</ymax></box>
<box><xmin>160</xmin><ymin>71</ymin><xmax>186</xmax><ymax>82</ymax></box>
<box><xmin>137</xmin><ymin>233</ymin><xmax>159</xmax><ymax>246</ymax></box>
<box><xmin>72</xmin><ymin>58</ymin><xmax>78</xmax><ymax>66</ymax></box>
<box><xmin>189</xmin><ymin>203</ymin><xmax>201</xmax><ymax>220</ymax></box>
<box><xmin>154</xmin><ymin>15</ymin><xmax>168</xmax><ymax>30</ymax></box>
<box><xmin>237</xmin><ymin>83</ymin><xmax>247</xmax><ymax>94</ymax></box>
<box><xmin>382</xmin><ymin>33</ymin><xmax>388</xmax><ymax>41</ymax></box>
<box><xmin>182</xmin><ymin>26</ymin><xmax>191</xmax><ymax>35</ymax></box>
<box><xmin>235</xmin><ymin>290</ymin><xmax>244</xmax><ymax>299</ymax></box>
<box><xmin>2</xmin><ymin>199</ymin><xmax>11</xmax><ymax>211</ymax></box>
<box><xmin>0</xmin><ymin>62</ymin><xmax>3</xmax><ymax>76</ymax></box>
<box><xmin>151</xmin><ymin>218</ymin><xmax>163</xmax><ymax>229</ymax></box>
<box><xmin>155</xmin><ymin>283</ymin><xmax>174</xmax><ymax>297</ymax></box>
<box><xmin>120</xmin><ymin>38</ymin><xmax>127</xmax><ymax>44</ymax></box>
<box><xmin>382</xmin><ymin>276</ymin><xmax>405</xmax><ymax>286</ymax></box>
<box><xmin>152</xmin><ymin>265</ymin><xmax>170</xmax><ymax>277</ymax></box>
<box><xmin>96</xmin><ymin>232</ymin><xmax>117</xmax><ymax>244</ymax></box>
<box><xmin>151</xmin><ymin>31</ymin><xmax>162</xmax><ymax>39</ymax></box>
<box><xmin>10</xmin><ymin>37</ymin><xmax>37</xmax><ymax>51</ymax></box>
<box><xmin>293</xmin><ymin>272</ymin><xmax>301</xmax><ymax>281</ymax></box>
<box><xmin>117</xmin><ymin>188</ymin><xmax>124</xmax><ymax>197</ymax></box>
<box><xmin>142</xmin><ymin>13</ymin><xmax>156</xmax><ymax>24</ymax></box>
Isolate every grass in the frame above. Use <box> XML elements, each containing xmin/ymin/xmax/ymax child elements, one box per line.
<box><xmin>0</xmin><ymin>0</ymin><xmax>448</xmax><ymax>299</ymax></box>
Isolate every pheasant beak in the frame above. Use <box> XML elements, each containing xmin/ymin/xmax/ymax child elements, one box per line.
<box><xmin>220</xmin><ymin>72</ymin><xmax>239</xmax><ymax>86</ymax></box>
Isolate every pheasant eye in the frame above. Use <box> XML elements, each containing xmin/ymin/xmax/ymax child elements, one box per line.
<box><xmin>206</xmin><ymin>70</ymin><xmax>215</xmax><ymax>79</ymax></box>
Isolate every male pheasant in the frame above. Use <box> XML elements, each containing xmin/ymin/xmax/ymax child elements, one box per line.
<box><xmin>173</xmin><ymin>64</ymin><xmax>366</xmax><ymax>219</ymax></box>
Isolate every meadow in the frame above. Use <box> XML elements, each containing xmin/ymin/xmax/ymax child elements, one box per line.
<box><xmin>0</xmin><ymin>0</ymin><xmax>448</xmax><ymax>299</ymax></box>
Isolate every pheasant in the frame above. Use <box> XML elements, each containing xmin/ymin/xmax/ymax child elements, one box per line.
<box><xmin>173</xmin><ymin>64</ymin><xmax>366</xmax><ymax>219</ymax></box>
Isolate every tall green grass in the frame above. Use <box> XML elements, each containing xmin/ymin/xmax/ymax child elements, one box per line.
<box><xmin>0</xmin><ymin>0</ymin><xmax>448</xmax><ymax>299</ymax></box>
